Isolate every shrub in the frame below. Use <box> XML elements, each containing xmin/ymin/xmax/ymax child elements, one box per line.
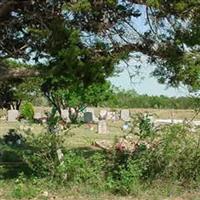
<box><xmin>112</xmin><ymin>114</ymin><xmax>200</xmax><ymax>186</ymax></box>
<box><xmin>106</xmin><ymin>154</ymin><xmax>142</xmax><ymax>195</ymax></box>
<box><xmin>22</xmin><ymin>132</ymin><xmax>64</xmax><ymax>177</ymax></box>
<box><xmin>153</xmin><ymin>125</ymin><xmax>200</xmax><ymax>182</ymax></box>
<box><xmin>20</xmin><ymin>102</ymin><xmax>34</xmax><ymax>121</ymax></box>
<box><xmin>57</xmin><ymin>151</ymin><xmax>106</xmax><ymax>188</ymax></box>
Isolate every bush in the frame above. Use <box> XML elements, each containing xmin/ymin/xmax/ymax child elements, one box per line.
<box><xmin>57</xmin><ymin>151</ymin><xmax>106</xmax><ymax>188</ymax></box>
<box><xmin>106</xmin><ymin>154</ymin><xmax>142</xmax><ymax>195</ymax></box>
<box><xmin>127</xmin><ymin>122</ymin><xmax>200</xmax><ymax>183</ymax></box>
<box><xmin>153</xmin><ymin>125</ymin><xmax>200</xmax><ymax>182</ymax></box>
<box><xmin>20</xmin><ymin>102</ymin><xmax>34</xmax><ymax>121</ymax></box>
<box><xmin>22</xmin><ymin>133</ymin><xmax>64</xmax><ymax>177</ymax></box>
<box><xmin>0</xmin><ymin>129</ymin><xmax>65</xmax><ymax>178</ymax></box>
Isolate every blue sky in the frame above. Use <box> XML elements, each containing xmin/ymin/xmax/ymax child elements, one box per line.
<box><xmin>109</xmin><ymin>70</ymin><xmax>189</xmax><ymax>97</ymax></box>
<box><xmin>109</xmin><ymin>58</ymin><xmax>189</xmax><ymax>97</ymax></box>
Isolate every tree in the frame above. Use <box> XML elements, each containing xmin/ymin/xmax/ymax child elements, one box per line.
<box><xmin>0</xmin><ymin>80</ymin><xmax>22</xmax><ymax>110</ymax></box>
<box><xmin>0</xmin><ymin>77</ymin><xmax>42</xmax><ymax>110</ymax></box>
<box><xmin>0</xmin><ymin>1</ymin><xmax>199</xmax><ymax>90</ymax></box>
<box><xmin>42</xmin><ymin>80</ymin><xmax>112</xmax><ymax>122</ymax></box>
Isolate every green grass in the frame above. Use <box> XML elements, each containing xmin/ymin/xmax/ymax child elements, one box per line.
<box><xmin>65</xmin><ymin>121</ymin><xmax>124</xmax><ymax>148</ymax></box>
<box><xmin>0</xmin><ymin>121</ymin><xmax>45</xmax><ymax>136</ymax></box>
<box><xmin>0</xmin><ymin>179</ymin><xmax>200</xmax><ymax>200</ymax></box>
<box><xmin>0</xmin><ymin>120</ymin><xmax>124</xmax><ymax>148</ymax></box>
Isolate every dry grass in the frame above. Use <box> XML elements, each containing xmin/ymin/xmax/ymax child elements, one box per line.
<box><xmin>130</xmin><ymin>108</ymin><xmax>200</xmax><ymax>120</ymax></box>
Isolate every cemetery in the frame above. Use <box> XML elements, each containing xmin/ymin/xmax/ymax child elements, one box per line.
<box><xmin>1</xmin><ymin>105</ymin><xmax>200</xmax><ymax>199</ymax></box>
<box><xmin>0</xmin><ymin>1</ymin><xmax>200</xmax><ymax>200</ymax></box>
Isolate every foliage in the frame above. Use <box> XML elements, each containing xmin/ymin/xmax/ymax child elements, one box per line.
<box><xmin>106</xmin><ymin>153</ymin><xmax>142</xmax><ymax>195</ymax></box>
<box><xmin>1</xmin><ymin>0</ymin><xmax>200</xmax><ymax>120</ymax></box>
<box><xmin>1</xmin><ymin>0</ymin><xmax>200</xmax><ymax>92</ymax></box>
<box><xmin>130</xmin><ymin>113</ymin><xmax>155</xmax><ymax>139</ymax></box>
<box><xmin>57</xmin><ymin>151</ymin><xmax>106</xmax><ymax>187</ymax></box>
<box><xmin>20</xmin><ymin>102</ymin><xmax>34</xmax><ymax>121</ymax></box>
<box><xmin>42</xmin><ymin>81</ymin><xmax>113</xmax><ymax>122</ymax></box>
<box><xmin>11</xmin><ymin>173</ymin><xmax>39</xmax><ymax>199</ymax></box>
<box><xmin>0</xmin><ymin>80</ymin><xmax>22</xmax><ymax>110</ymax></box>
<box><xmin>22</xmin><ymin>132</ymin><xmax>65</xmax><ymax>177</ymax></box>
<box><xmin>153</xmin><ymin>125</ymin><xmax>200</xmax><ymax>181</ymax></box>
<box><xmin>104</xmin><ymin>88</ymin><xmax>200</xmax><ymax>109</ymax></box>
<box><xmin>0</xmin><ymin>76</ymin><xmax>42</xmax><ymax>110</ymax></box>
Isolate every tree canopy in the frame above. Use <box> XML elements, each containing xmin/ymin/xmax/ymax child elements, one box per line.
<box><xmin>0</xmin><ymin>0</ymin><xmax>200</xmax><ymax>90</ymax></box>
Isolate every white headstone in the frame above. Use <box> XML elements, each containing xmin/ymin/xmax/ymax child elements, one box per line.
<box><xmin>7</xmin><ymin>110</ymin><xmax>19</xmax><ymax>122</ymax></box>
<box><xmin>99</xmin><ymin>110</ymin><xmax>107</xmax><ymax>120</ymax></box>
<box><xmin>120</xmin><ymin>109</ymin><xmax>130</xmax><ymax>121</ymax></box>
<box><xmin>107</xmin><ymin>111</ymin><xmax>116</xmax><ymax>120</ymax></box>
<box><xmin>84</xmin><ymin>112</ymin><xmax>93</xmax><ymax>123</ymax></box>
<box><xmin>97</xmin><ymin>120</ymin><xmax>107</xmax><ymax>134</ymax></box>
<box><xmin>61</xmin><ymin>109</ymin><xmax>70</xmax><ymax>121</ymax></box>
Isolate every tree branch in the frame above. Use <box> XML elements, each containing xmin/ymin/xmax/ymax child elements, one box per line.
<box><xmin>0</xmin><ymin>0</ymin><xmax>32</xmax><ymax>22</ymax></box>
<box><xmin>0</xmin><ymin>67</ymin><xmax>41</xmax><ymax>81</ymax></box>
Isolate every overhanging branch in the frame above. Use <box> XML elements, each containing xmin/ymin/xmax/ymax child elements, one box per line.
<box><xmin>0</xmin><ymin>0</ymin><xmax>32</xmax><ymax>22</ymax></box>
<box><xmin>0</xmin><ymin>67</ymin><xmax>41</xmax><ymax>81</ymax></box>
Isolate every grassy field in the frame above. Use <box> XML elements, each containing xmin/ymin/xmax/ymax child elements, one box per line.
<box><xmin>0</xmin><ymin>120</ymin><xmax>124</xmax><ymax>148</ymax></box>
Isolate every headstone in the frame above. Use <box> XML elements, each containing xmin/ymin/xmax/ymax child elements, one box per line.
<box><xmin>99</xmin><ymin>110</ymin><xmax>107</xmax><ymax>120</ymax></box>
<box><xmin>97</xmin><ymin>120</ymin><xmax>107</xmax><ymax>134</ymax></box>
<box><xmin>86</xmin><ymin>107</ymin><xmax>97</xmax><ymax>121</ymax></box>
<box><xmin>86</xmin><ymin>107</ymin><xmax>95</xmax><ymax>115</ymax></box>
<box><xmin>107</xmin><ymin>111</ymin><xmax>116</xmax><ymax>120</ymax></box>
<box><xmin>61</xmin><ymin>109</ymin><xmax>70</xmax><ymax>121</ymax></box>
<box><xmin>115</xmin><ymin>112</ymin><xmax>120</xmax><ymax>121</ymax></box>
<box><xmin>84</xmin><ymin>112</ymin><xmax>93</xmax><ymax>123</ymax></box>
<box><xmin>7</xmin><ymin>110</ymin><xmax>19</xmax><ymax>122</ymax></box>
<box><xmin>120</xmin><ymin>109</ymin><xmax>130</xmax><ymax>121</ymax></box>
<box><xmin>34</xmin><ymin>112</ymin><xmax>42</xmax><ymax>120</ymax></box>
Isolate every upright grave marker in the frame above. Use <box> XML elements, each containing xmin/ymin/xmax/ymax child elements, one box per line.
<box><xmin>120</xmin><ymin>109</ymin><xmax>130</xmax><ymax>121</ymax></box>
<box><xmin>84</xmin><ymin>112</ymin><xmax>93</xmax><ymax>123</ymax></box>
<box><xmin>107</xmin><ymin>111</ymin><xmax>117</xmax><ymax>121</ymax></box>
<box><xmin>61</xmin><ymin>109</ymin><xmax>70</xmax><ymax>122</ymax></box>
<box><xmin>97</xmin><ymin>120</ymin><xmax>107</xmax><ymax>134</ymax></box>
<box><xmin>99</xmin><ymin>110</ymin><xmax>107</xmax><ymax>120</ymax></box>
<box><xmin>7</xmin><ymin>110</ymin><xmax>19</xmax><ymax>122</ymax></box>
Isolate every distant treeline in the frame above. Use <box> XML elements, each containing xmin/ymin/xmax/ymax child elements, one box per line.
<box><xmin>102</xmin><ymin>89</ymin><xmax>200</xmax><ymax>109</ymax></box>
